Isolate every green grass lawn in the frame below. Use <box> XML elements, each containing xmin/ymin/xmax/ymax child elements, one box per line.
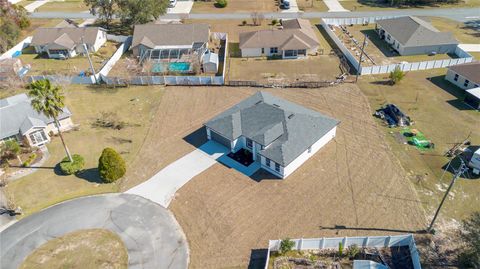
<box><xmin>428</xmin><ymin>17</ymin><xmax>480</xmax><ymax>44</ymax></box>
<box><xmin>5</xmin><ymin>85</ymin><xmax>164</xmax><ymax>217</ymax></box>
<box><xmin>357</xmin><ymin>69</ymin><xmax>480</xmax><ymax>222</ymax></box>
<box><xmin>20</xmin><ymin>229</ymin><xmax>128</xmax><ymax>269</ymax></box>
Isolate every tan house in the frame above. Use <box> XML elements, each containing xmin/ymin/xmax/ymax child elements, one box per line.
<box><xmin>31</xmin><ymin>27</ymin><xmax>107</xmax><ymax>59</ymax></box>
<box><xmin>239</xmin><ymin>19</ymin><xmax>320</xmax><ymax>59</ymax></box>
<box><xmin>0</xmin><ymin>94</ymin><xmax>74</xmax><ymax>147</ymax></box>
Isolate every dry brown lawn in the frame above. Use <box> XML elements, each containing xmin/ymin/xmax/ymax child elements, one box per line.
<box><xmin>191</xmin><ymin>0</ymin><xmax>277</xmax><ymax>13</ymax></box>
<box><xmin>121</xmin><ymin>86</ymin><xmax>426</xmax><ymax>268</ymax></box>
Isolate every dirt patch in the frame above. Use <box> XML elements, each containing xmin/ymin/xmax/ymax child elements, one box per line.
<box><xmin>122</xmin><ymin>85</ymin><xmax>426</xmax><ymax>268</ymax></box>
<box><xmin>19</xmin><ymin>229</ymin><xmax>128</xmax><ymax>269</ymax></box>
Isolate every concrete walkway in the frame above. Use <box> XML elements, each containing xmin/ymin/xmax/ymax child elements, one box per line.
<box><xmin>25</xmin><ymin>0</ymin><xmax>50</xmax><ymax>13</ymax></box>
<box><xmin>0</xmin><ymin>193</ymin><xmax>189</xmax><ymax>269</ymax></box>
<box><xmin>282</xmin><ymin>0</ymin><xmax>300</xmax><ymax>13</ymax></box>
<box><xmin>325</xmin><ymin>0</ymin><xmax>349</xmax><ymax>12</ymax></box>
<box><xmin>459</xmin><ymin>43</ymin><xmax>480</xmax><ymax>52</ymax></box>
<box><xmin>167</xmin><ymin>0</ymin><xmax>194</xmax><ymax>14</ymax></box>
<box><xmin>126</xmin><ymin>141</ymin><xmax>228</xmax><ymax>207</ymax></box>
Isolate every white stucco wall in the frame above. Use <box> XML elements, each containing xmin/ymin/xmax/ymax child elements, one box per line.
<box><xmin>445</xmin><ymin>69</ymin><xmax>480</xmax><ymax>90</ymax></box>
<box><xmin>260</xmin><ymin>126</ymin><xmax>337</xmax><ymax>178</ymax></box>
<box><xmin>232</xmin><ymin>136</ymin><xmax>245</xmax><ymax>152</ymax></box>
<box><xmin>93</xmin><ymin>30</ymin><xmax>107</xmax><ymax>52</ymax></box>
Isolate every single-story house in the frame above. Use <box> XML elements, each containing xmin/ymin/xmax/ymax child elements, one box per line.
<box><xmin>445</xmin><ymin>61</ymin><xmax>480</xmax><ymax>90</ymax></box>
<box><xmin>204</xmin><ymin>91</ymin><xmax>339</xmax><ymax>178</ymax></box>
<box><xmin>465</xmin><ymin>87</ymin><xmax>480</xmax><ymax>110</ymax></box>
<box><xmin>0</xmin><ymin>94</ymin><xmax>74</xmax><ymax>147</ymax></box>
<box><xmin>239</xmin><ymin>19</ymin><xmax>320</xmax><ymax>59</ymax></box>
<box><xmin>31</xmin><ymin>27</ymin><xmax>107</xmax><ymax>59</ymax></box>
<box><xmin>131</xmin><ymin>23</ymin><xmax>210</xmax><ymax>63</ymax></box>
<box><xmin>376</xmin><ymin>16</ymin><xmax>458</xmax><ymax>56</ymax></box>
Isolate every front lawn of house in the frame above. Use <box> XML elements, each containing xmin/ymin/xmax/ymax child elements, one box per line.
<box><xmin>19</xmin><ymin>41</ymin><xmax>119</xmax><ymax>76</ymax></box>
<box><xmin>35</xmin><ymin>0</ymin><xmax>88</xmax><ymax>12</ymax></box>
<box><xmin>5</xmin><ymin>84</ymin><xmax>164</xmax><ymax>217</ymax></box>
<box><xmin>191</xmin><ymin>0</ymin><xmax>277</xmax><ymax>13</ymax></box>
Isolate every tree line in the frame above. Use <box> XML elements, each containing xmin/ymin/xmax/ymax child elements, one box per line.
<box><xmin>0</xmin><ymin>0</ymin><xmax>30</xmax><ymax>54</ymax></box>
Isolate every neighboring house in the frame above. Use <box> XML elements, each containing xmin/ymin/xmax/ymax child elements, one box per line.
<box><xmin>31</xmin><ymin>27</ymin><xmax>107</xmax><ymax>59</ymax></box>
<box><xmin>0</xmin><ymin>94</ymin><xmax>73</xmax><ymax>147</ymax></box>
<box><xmin>131</xmin><ymin>23</ymin><xmax>210</xmax><ymax>63</ymax></box>
<box><xmin>376</xmin><ymin>16</ymin><xmax>458</xmax><ymax>56</ymax></box>
<box><xmin>239</xmin><ymin>19</ymin><xmax>320</xmax><ymax>59</ymax></box>
<box><xmin>204</xmin><ymin>91</ymin><xmax>339</xmax><ymax>178</ymax></box>
<box><xmin>445</xmin><ymin>61</ymin><xmax>480</xmax><ymax>90</ymax></box>
<box><xmin>464</xmin><ymin>87</ymin><xmax>480</xmax><ymax>110</ymax></box>
<box><xmin>55</xmin><ymin>19</ymin><xmax>79</xmax><ymax>28</ymax></box>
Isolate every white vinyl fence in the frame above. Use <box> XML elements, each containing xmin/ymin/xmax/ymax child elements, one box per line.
<box><xmin>98</xmin><ymin>36</ymin><xmax>132</xmax><ymax>76</ymax></box>
<box><xmin>320</xmin><ymin>17</ymin><xmax>474</xmax><ymax>75</ymax></box>
<box><xmin>265</xmin><ymin>234</ymin><xmax>421</xmax><ymax>269</ymax></box>
<box><xmin>0</xmin><ymin>36</ymin><xmax>32</xmax><ymax>60</ymax></box>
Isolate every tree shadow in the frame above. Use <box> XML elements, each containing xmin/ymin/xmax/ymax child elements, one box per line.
<box><xmin>427</xmin><ymin>75</ymin><xmax>474</xmax><ymax>111</ymax></box>
<box><xmin>320</xmin><ymin>224</ymin><xmax>427</xmax><ymax>234</ymax></box>
<box><xmin>75</xmin><ymin>168</ymin><xmax>103</xmax><ymax>183</ymax></box>
<box><xmin>248</xmin><ymin>249</ymin><xmax>269</xmax><ymax>269</ymax></box>
<box><xmin>370</xmin><ymin>80</ymin><xmax>392</xmax><ymax>85</ymax></box>
<box><xmin>461</xmin><ymin>20</ymin><xmax>480</xmax><ymax>38</ymax></box>
<box><xmin>183</xmin><ymin>126</ymin><xmax>208</xmax><ymax>148</ymax></box>
<box><xmin>359</xmin><ymin>29</ymin><xmax>398</xmax><ymax>58</ymax></box>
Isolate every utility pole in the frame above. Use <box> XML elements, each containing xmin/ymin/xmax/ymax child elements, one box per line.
<box><xmin>355</xmin><ymin>34</ymin><xmax>368</xmax><ymax>83</ymax></box>
<box><xmin>82</xmin><ymin>36</ymin><xmax>98</xmax><ymax>84</ymax></box>
<box><xmin>427</xmin><ymin>159</ymin><xmax>467</xmax><ymax>233</ymax></box>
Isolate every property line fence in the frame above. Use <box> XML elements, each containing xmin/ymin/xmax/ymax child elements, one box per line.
<box><xmin>228</xmin><ymin>80</ymin><xmax>339</xmax><ymax>88</ymax></box>
<box><xmin>0</xmin><ymin>36</ymin><xmax>32</xmax><ymax>60</ymax></box>
<box><xmin>265</xmin><ymin>234</ymin><xmax>422</xmax><ymax>269</ymax></box>
<box><xmin>103</xmin><ymin>32</ymin><xmax>228</xmax><ymax>86</ymax></box>
<box><xmin>320</xmin><ymin>17</ymin><xmax>474</xmax><ymax>75</ymax></box>
<box><xmin>98</xmin><ymin>36</ymin><xmax>132</xmax><ymax>77</ymax></box>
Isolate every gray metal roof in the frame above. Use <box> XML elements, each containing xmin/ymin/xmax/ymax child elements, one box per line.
<box><xmin>376</xmin><ymin>16</ymin><xmax>458</xmax><ymax>47</ymax></box>
<box><xmin>0</xmin><ymin>94</ymin><xmax>72</xmax><ymax>139</ymax></box>
<box><xmin>205</xmin><ymin>92</ymin><xmax>339</xmax><ymax>166</ymax></box>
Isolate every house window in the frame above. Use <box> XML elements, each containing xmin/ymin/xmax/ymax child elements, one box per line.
<box><xmin>275</xmin><ymin>162</ymin><xmax>280</xmax><ymax>172</ymax></box>
<box><xmin>49</xmin><ymin>49</ymin><xmax>68</xmax><ymax>55</ymax></box>
<box><xmin>266</xmin><ymin>158</ymin><xmax>270</xmax><ymax>167</ymax></box>
<box><xmin>261</xmin><ymin>48</ymin><xmax>264</xmax><ymax>54</ymax></box>
<box><xmin>386</xmin><ymin>34</ymin><xmax>391</xmax><ymax>40</ymax></box>
<box><xmin>29</xmin><ymin>130</ymin><xmax>48</xmax><ymax>145</ymax></box>
<box><xmin>396</xmin><ymin>43</ymin><xmax>399</xmax><ymax>49</ymax></box>
<box><xmin>270</xmin><ymin>47</ymin><xmax>278</xmax><ymax>54</ymax></box>
<box><xmin>308</xmin><ymin>146</ymin><xmax>312</xmax><ymax>153</ymax></box>
<box><xmin>246</xmin><ymin>138</ymin><xmax>253</xmax><ymax>149</ymax></box>
<box><xmin>454</xmin><ymin>74</ymin><xmax>459</xmax><ymax>81</ymax></box>
<box><xmin>464</xmin><ymin>80</ymin><xmax>469</xmax><ymax>87</ymax></box>
<box><xmin>284</xmin><ymin>50</ymin><xmax>298</xmax><ymax>57</ymax></box>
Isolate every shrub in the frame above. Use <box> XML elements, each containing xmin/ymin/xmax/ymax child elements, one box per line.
<box><xmin>22</xmin><ymin>153</ymin><xmax>36</xmax><ymax>167</ymax></box>
<box><xmin>348</xmin><ymin>244</ymin><xmax>360</xmax><ymax>259</ymax></box>
<box><xmin>98</xmin><ymin>148</ymin><xmax>126</xmax><ymax>183</ymax></box>
<box><xmin>280</xmin><ymin>238</ymin><xmax>295</xmax><ymax>254</ymax></box>
<box><xmin>2</xmin><ymin>140</ymin><xmax>21</xmax><ymax>159</ymax></box>
<box><xmin>59</xmin><ymin>154</ymin><xmax>85</xmax><ymax>175</ymax></box>
<box><xmin>215</xmin><ymin>0</ymin><xmax>227</xmax><ymax>8</ymax></box>
<box><xmin>272</xmin><ymin>19</ymin><xmax>278</xmax><ymax>25</ymax></box>
<box><xmin>389</xmin><ymin>66</ymin><xmax>405</xmax><ymax>85</ymax></box>
<box><xmin>242</xmin><ymin>20</ymin><xmax>247</xmax><ymax>26</ymax></box>
<box><xmin>338</xmin><ymin>242</ymin><xmax>344</xmax><ymax>256</ymax></box>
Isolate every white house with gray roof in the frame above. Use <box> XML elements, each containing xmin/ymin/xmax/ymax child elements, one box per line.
<box><xmin>376</xmin><ymin>16</ymin><xmax>458</xmax><ymax>56</ymax></box>
<box><xmin>0</xmin><ymin>94</ymin><xmax>73</xmax><ymax>147</ymax></box>
<box><xmin>204</xmin><ymin>92</ymin><xmax>339</xmax><ymax>178</ymax></box>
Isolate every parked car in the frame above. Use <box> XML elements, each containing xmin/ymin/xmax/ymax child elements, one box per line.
<box><xmin>281</xmin><ymin>0</ymin><xmax>290</xmax><ymax>9</ymax></box>
<box><xmin>169</xmin><ymin>0</ymin><xmax>177</xmax><ymax>8</ymax></box>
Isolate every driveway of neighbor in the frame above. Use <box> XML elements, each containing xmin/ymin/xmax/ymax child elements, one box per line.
<box><xmin>24</xmin><ymin>0</ymin><xmax>51</xmax><ymax>13</ymax></box>
<box><xmin>0</xmin><ymin>193</ymin><xmax>189</xmax><ymax>269</ymax></box>
<box><xmin>282</xmin><ymin>0</ymin><xmax>300</xmax><ymax>13</ymax></box>
<box><xmin>167</xmin><ymin>0</ymin><xmax>194</xmax><ymax>14</ymax></box>
<box><xmin>127</xmin><ymin>141</ymin><xmax>228</xmax><ymax>207</ymax></box>
<box><xmin>324</xmin><ymin>0</ymin><xmax>349</xmax><ymax>12</ymax></box>
<box><xmin>458</xmin><ymin>43</ymin><xmax>480</xmax><ymax>52</ymax></box>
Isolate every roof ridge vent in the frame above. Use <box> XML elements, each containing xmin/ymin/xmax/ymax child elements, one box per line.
<box><xmin>288</xmin><ymin>114</ymin><xmax>295</xmax><ymax>119</ymax></box>
<box><xmin>272</xmin><ymin>104</ymin><xmax>280</xmax><ymax>107</ymax></box>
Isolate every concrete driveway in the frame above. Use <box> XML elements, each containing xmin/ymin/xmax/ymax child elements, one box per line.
<box><xmin>167</xmin><ymin>0</ymin><xmax>194</xmax><ymax>14</ymax></box>
<box><xmin>127</xmin><ymin>141</ymin><xmax>227</xmax><ymax>207</ymax></box>
<box><xmin>0</xmin><ymin>193</ymin><xmax>189</xmax><ymax>269</ymax></box>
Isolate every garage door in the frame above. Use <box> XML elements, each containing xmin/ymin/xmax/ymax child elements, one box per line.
<box><xmin>210</xmin><ymin>131</ymin><xmax>231</xmax><ymax>148</ymax></box>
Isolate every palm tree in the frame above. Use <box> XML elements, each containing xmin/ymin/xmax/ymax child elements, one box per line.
<box><xmin>27</xmin><ymin>79</ymin><xmax>73</xmax><ymax>162</ymax></box>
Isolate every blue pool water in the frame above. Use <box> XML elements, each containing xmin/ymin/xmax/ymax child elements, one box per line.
<box><xmin>152</xmin><ymin>62</ymin><xmax>191</xmax><ymax>73</ymax></box>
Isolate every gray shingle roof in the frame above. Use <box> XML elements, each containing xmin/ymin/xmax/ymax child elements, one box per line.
<box><xmin>376</xmin><ymin>16</ymin><xmax>458</xmax><ymax>47</ymax></box>
<box><xmin>31</xmin><ymin>27</ymin><xmax>103</xmax><ymax>47</ymax></box>
<box><xmin>132</xmin><ymin>23</ymin><xmax>210</xmax><ymax>49</ymax></box>
<box><xmin>0</xmin><ymin>94</ymin><xmax>72</xmax><ymax>139</ymax></box>
<box><xmin>448</xmin><ymin>61</ymin><xmax>480</xmax><ymax>84</ymax></box>
<box><xmin>205</xmin><ymin>92</ymin><xmax>339</xmax><ymax>166</ymax></box>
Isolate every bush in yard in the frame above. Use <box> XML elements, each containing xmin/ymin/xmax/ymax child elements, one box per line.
<box><xmin>389</xmin><ymin>66</ymin><xmax>405</xmax><ymax>85</ymax></box>
<box><xmin>458</xmin><ymin>211</ymin><xmax>480</xmax><ymax>267</ymax></box>
<box><xmin>98</xmin><ymin>148</ymin><xmax>126</xmax><ymax>183</ymax></box>
<box><xmin>280</xmin><ymin>238</ymin><xmax>295</xmax><ymax>254</ymax></box>
<box><xmin>59</xmin><ymin>154</ymin><xmax>85</xmax><ymax>175</ymax></box>
<box><xmin>1</xmin><ymin>140</ymin><xmax>21</xmax><ymax>159</ymax></box>
<box><xmin>215</xmin><ymin>0</ymin><xmax>228</xmax><ymax>8</ymax></box>
<box><xmin>271</xmin><ymin>19</ymin><xmax>278</xmax><ymax>25</ymax></box>
<box><xmin>22</xmin><ymin>153</ymin><xmax>37</xmax><ymax>167</ymax></box>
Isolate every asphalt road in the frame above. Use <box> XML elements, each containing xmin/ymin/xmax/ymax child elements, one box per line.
<box><xmin>29</xmin><ymin>7</ymin><xmax>480</xmax><ymax>22</ymax></box>
<box><xmin>0</xmin><ymin>193</ymin><xmax>189</xmax><ymax>269</ymax></box>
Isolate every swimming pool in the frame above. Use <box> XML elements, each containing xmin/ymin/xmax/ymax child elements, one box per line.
<box><xmin>152</xmin><ymin>62</ymin><xmax>191</xmax><ymax>73</ymax></box>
